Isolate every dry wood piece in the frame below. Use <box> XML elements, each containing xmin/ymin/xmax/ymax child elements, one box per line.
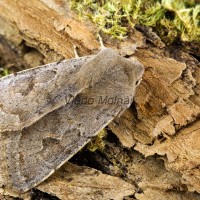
<box><xmin>37</xmin><ymin>162</ymin><xmax>135</xmax><ymax>200</ymax></box>
<box><xmin>111</xmin><ymin>47</ymin><xmax>200</xmax><ymax>193</ymax></box>
<box><xmin>0</xmin><ymin>194</ymin><xmax>15</xmax><ymax>200</ymax></box>
<box><xmin>0</xmin><ymin>0</ymin><xmax>200</xmax><ymax>199</ymax></box>
<box><xmin>135</xmin><ymin>120</ymin><xmax>200</xmax><ymax>193</ymax></box>
<box><xmin>135</xmin><ymin>189</ymin><xmax>200</xmax><ymax>200</ymax></box>
<box><xmin>0</xmin><ymin>0</ymin><xmax>99</xmax><ymax>62</ymax></box>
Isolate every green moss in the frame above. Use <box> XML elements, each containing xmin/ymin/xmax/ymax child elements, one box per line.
<box><xmin>86</xmin><ymin>128</ymin><xmax>107</xmax><ymax>152</ymax></box>
<box><xmin>70</xmin><ymin>0</ymin><xmax>200</xmax><ymax>43</ymax></box>
<box><xmin>0</xmin><ymin>68</ymin><xmax>9</xmax><ymax>77</ymax></box>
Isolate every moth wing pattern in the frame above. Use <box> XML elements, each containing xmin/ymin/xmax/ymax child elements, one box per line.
<box><xmin>0</xmin><ymin>48</ymin><xmax>144</xmax><ymax>195</ymax></box>
<box><xmin>0</xmin><ymin>56</ymin><xmax>92</xmax><ymax>132</ymax></box>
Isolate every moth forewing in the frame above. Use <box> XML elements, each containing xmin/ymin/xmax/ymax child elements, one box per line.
<box><xmin>0</xmin><ymin>48</ymin><xmax>144</xmax><ymax>195</ymax></box>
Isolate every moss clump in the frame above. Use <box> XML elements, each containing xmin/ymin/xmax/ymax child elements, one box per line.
<box><xmin>0</xmin><ymin>68</ymin><xmax>9</xmax><ymax>77</ymax></box>
<box><xmin>70</xmin><ymin>0</ymin><xmax>200</xmax><ymax>43</ymax></box>
<box><xmin>86</xmin><ymin>128</ymin><xmax>107</xmax><ymax>152</ymax></box>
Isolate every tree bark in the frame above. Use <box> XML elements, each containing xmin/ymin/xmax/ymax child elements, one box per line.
<box><xmin>0</xmin><ymin>0</ymin><xmax>200</xmax><ymax>199</ymax></box>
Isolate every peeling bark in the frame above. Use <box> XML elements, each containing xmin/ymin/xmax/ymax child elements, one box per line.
<box><xmin>0</xmin><ymin>0</ymin><xmax>200</xmax><ymax>199</ymax></box>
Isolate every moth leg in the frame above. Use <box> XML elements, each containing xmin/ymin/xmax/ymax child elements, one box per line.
<box><xmin>73</xmin><ymin>44</ymin><xmax>79</xmax><ymax>58</ymax></box>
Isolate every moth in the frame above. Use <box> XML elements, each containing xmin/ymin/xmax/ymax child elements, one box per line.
<box><xmin>0</xmin><ymin>47</ymin><xmax>144</xmax><ymax>195</ymax></box>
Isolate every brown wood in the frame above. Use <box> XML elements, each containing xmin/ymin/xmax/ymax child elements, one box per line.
<box><xmin>0</xmin><ymin>0</ymin><xmax>200</xmax><ymax>199</ymax></box>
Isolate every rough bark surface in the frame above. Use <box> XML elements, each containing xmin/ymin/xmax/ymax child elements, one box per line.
<box><xmin>0</xmin><ymin>0</ymin><xmax>200</xmax><ymax>200</ymax></box>
<box><xmin>37</xmin><ymin>163</ymin><xmax>135</xmax><ymax>200</ymax></box>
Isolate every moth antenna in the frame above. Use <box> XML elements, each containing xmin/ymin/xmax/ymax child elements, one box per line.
<box><xmin>97</xmin><ymin>33</ymin><xmax>106</xmax><ymax>50</ymax></box>
<box><xmin>73</xmin><ymin>45</ymin><xmax>79</xmax><ymax>58</ymax></box>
